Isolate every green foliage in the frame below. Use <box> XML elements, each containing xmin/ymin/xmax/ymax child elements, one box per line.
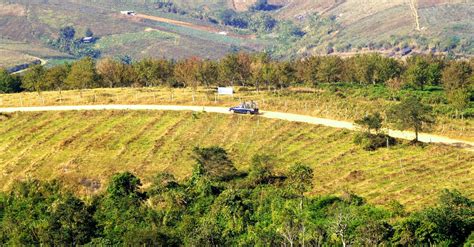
<box><xmin>65</xmin><ymin>57</ymin><xmax>99</xmax><ymax>90</ymax></box>
<box><xmin>50</xmin><ymin>26</ymin><xmax>100</xmax><ymax>58</ymax></box>
<box><xmin>0</xmin><ymin>154</ymin><xmax>472</xmax><ymax>246</ymax></box>
<box><xmin>0</xmin><ymin>69</ymin><xmax>21</xmax><ymax>93</ymax></box>
<box><xmin>442</xmin><ymin>60</ymin><xmax>473</xmax><ymax>115</ymax></box>
<box><xmin>387</xmin><ymin>96</ymin><xmax>436</xmax><ymax>141</ymax></box>
<box><xmin>21</xmin><ymin>65</ymin><xmax>46</xmax><ymax>93</ymax></box>
<box><xmin>354</xmin><ymin>133</ymin><xmax>396</xmax><ymax>151</ymax></box>
<box><xmin>404</xmin><ymin>55</ymin><xmax>444</xmax><ymax>90</ymax></box>
<box><xmin>355</xmin><ymin>112</ymin><xmax>383</xmax><ymax>133</ymax></box>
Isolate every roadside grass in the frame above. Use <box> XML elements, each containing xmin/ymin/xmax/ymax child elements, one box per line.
<box><xmin>0</xmin><ymin>86</ymin><xmax>472</xmax><ymax>141</ymax></box>
<box><xmin>0</xmin><ymin>110</ymin><xmax>472</xmax><ymax>210</ymax></box>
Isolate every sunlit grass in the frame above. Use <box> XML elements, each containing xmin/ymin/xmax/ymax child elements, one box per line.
<box><xmin>0</xmin><ymin>86</ymin><xmax>472</xmax><ymax>141</ymax></box>
<box><xmin>0</xmin><ymin>110</ymin><xmax>472</xmax><ymax>210</ymax></box>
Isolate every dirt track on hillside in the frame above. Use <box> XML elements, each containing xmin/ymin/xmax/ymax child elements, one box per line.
<box><xmin>1</xmin><ymin>104</ymin><xmax>473</xmax><ymax>151</ymax></box>
<box><xmin>127</xmin><ymin>13</ymin><xmax>254</xmax><ymax>39</ymax></box>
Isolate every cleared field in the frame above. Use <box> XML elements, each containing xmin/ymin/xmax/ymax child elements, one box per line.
<box><xmin>0</xmin><ymin>49</ymin><xmax>36</xmax><ymax>68</ymax></box>
<box><xmin>0</xmin><ymin>110</ymin><xmax>472</xmax><ymax>210</ymax></box>
<box><xmin>0</xmin><ymin>87</ymin><xmax>472</xmax><ymax>141</ymax></box>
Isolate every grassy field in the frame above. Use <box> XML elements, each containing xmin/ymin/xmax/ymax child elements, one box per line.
<box><xmin>0</xmin><ymin>110</ymin><xmax>472</xmax><ymax>210</ymax></box>
<box><xmin>0</xmin><ymin>87</ymin><xmax>472</xmax><ymax>141</ymax></box>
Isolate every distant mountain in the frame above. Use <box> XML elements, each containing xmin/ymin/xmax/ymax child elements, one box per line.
<box><xmin>0</xmin><ymin>0</ymin><xmax>472</xmax><ymax>66</ymax></box>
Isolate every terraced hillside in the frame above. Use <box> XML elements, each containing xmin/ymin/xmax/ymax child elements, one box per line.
<box><xmin>0</xmin><ymin>110</ymin><xmax>472</xmax><ymax>209</ymax></box>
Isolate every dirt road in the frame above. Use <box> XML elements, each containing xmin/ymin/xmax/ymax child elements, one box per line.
<box><xmin>1</xmin><ymin>104</ymin><xmax>472</xmax><ymax>151</ymax></box>
<box><xmin>11</xmin><ymin>58</ymin><xmax>47</xmax><ymax>75</ymax></box>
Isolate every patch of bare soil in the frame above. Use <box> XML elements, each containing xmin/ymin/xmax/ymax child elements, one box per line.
<box><xmin>0</xmin><ymin>4</ymin><xmax>26</xmax><ymax>17</ymax></box>
<box><xmin>119</xmin><ymin>12</ymin><xmax>255</xmax><ymax>39</ymax></box>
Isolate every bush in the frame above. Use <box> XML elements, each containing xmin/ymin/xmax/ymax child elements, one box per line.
<box><xmin>354</xmin><ymin>133</ymin><xmax>396</xmax><ymax>151</ymax></box>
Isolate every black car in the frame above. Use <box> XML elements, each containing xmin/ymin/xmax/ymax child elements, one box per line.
<box><xmin>229</xmin><ymin>102</ymin><xmax>259</xmax><ymax>114</ymax></box>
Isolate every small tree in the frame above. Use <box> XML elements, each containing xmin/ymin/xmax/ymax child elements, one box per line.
<box><xmin>387</xmin><ymin>96</ymin><xmax>435</xmax><ymax>142</ymax></box>
<box><xmin>355</xmin><ymin>112</ymin><xmax>383</xmax><ymax>134</ymax></box>
<box><xmin>442</xmin><ymin>61</ymin><xmax>473</xmax><ymax>118</ymax></box>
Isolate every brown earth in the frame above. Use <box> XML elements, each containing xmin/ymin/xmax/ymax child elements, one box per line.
<box><xmin>123</xmin><ymin>13</ymin><xmax>255</xmax><ymax>39</ymax></box>
<box><xmin>0</xmin><ymin>4</ymin><xmax>26</xmax><ymax>16</ymax></box>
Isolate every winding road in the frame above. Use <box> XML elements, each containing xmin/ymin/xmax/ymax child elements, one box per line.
<box><xmin>0</xmin><ymin>104</ymin><xmax>472</xmax><ymax>151</ymax></box>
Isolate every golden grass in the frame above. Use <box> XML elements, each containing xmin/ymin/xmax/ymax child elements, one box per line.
<box><xmin>0</xmin><ymin>87</ymin><xmax>472</xmax><ymax>141</ymax></box>
<box><xmin>0</xmin><ymin>110</ymin><xmax>472</xmax><ymax>210</ymax></box>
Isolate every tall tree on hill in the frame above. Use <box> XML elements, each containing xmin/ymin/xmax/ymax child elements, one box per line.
<box><xmin>387</xmin><ymin>96</ymin><xmax>435</xmax><ymax>142</ymax></box>
<box><xmin>133</xmin><ymin>58</ymin><xmax>174</xmax><ymax>87</ymax></box>
<box><xmin>317</xmin><ymin>56</ymin><xmax>343</xmax><ymax>83</ymax></box>
<box><xmin>96</xmin><ymin>58</ymin><xmax>134</xmax><ymax>88</ymax></box>
<box><xmin>295</xmin><ymin>56</ymin><xmax>321</xmax><ymax>86</ymax></box>
<box><xmin>65</xmin><ymin>57</ymin><xmax>98</xmax><ymax>95</ymax></box>
<box><xmin>174</xmin><ymin>57</ymin><xmax>201</xmax><ymax>101</ymax></box>
<box><xmin>22</xmin><ymin>65</ymin><xmax>46</xmax><ymax>94</ymax></box>
<box><xmin>219</xmin><ymin>53</ymin><xmax>251</xmax><ymax>87</ymax></box>
<box><xmin>442</xmin><ymin>61</ymin><xmax>473</xmax><ymax>118</ymax></box>
<box><xmin>404</xmin><ymin>56</ymin><xmax>443</xmax><ymax>90</ymax></box>
<box><xmin>250</xmin><ymin>53</ymin><xmax>270</xmax><ymax>92</ymax></box>
<box><xmin>197</xmin><ymin>60</ymin><xmax>218</xmax><ymax>88</ymax></box>
<box><xmin>43</xmin><ymin>65</ymin><xmax>69</xmax><ymax>94</ymax></box>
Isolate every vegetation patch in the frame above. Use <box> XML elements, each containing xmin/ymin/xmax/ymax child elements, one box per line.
<box><xmin>0</xmin><ymin>111</ymin><xmax>472</xmax><ymax>209</ymax></box>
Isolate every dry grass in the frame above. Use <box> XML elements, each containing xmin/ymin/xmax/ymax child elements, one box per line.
<box><xmin>0</xmin><ymin>87</ymin><xmax>472</xmax><ymax>141</ymax></box>
<box><xmin>0</xmin><ymin>110</ymin><xmax>472</xmax><ymax>210</ymax></box>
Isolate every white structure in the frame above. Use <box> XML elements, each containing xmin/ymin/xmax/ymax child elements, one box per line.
<box><xmin>218</xmin><ymin>31</ymin><xmax>228</xmax><ymax>36</ymax></box>
<box><xmin>120</xmin><ymin>11</ymin><xmax>136</xmax><ymax>16</ymax></box>
<box><xmin>217</xmin><ymin>87</ymin><xmax>233</xmax><ymax>95</ymax></box>
<box><xmin>82</xmin><ymin>37</ymin><xmax>94</xmax><ymax>43</ymax></box>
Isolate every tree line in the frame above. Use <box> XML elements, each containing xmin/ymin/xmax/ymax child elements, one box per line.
<box><xmin>0</xmin><ymin>147</ymin><xmax>472</xmax><ymax>246</ymax></box>
<box><xmin>0</xmin><ymin>53</ymin><xmax>472</xmax><ymax>112</ymax></box>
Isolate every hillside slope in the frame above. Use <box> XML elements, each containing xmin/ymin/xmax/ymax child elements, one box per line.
<box><xmin>0</xmin><ymin>110</ymin><xmax>472</xmax><ymax>209</ymax></box>
<box><xmin>0</xmin><ymin>0</ymin><xmax>472</xmax><ymax>62</ymax></box>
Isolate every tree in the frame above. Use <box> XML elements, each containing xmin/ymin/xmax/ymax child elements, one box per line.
<box><xmin>274</xmin><ymin>61</ymin><xmax>295</xmax><ymax>90</ymax></box>
<box><xmin>60</xmin><ymin>26</ymin><xmax>76</xmax><ymax>41</ymax></box>
<box><xmin>65</xmin><ymin>57</ymin><xmax>98</xmax><ymax>93</ymax></box>
<box><xmin>317</xmin><ymin>56</ymin><xmax>343</xmax><ymax>83</ymax></box>
<box><xmin>0</xmin><ymin>69</ymin><xmax>21</xmax><ymax>93</ymax></box>
<box><xmin>219</xmin><ymin>53</ymin><xmax>251</xmax><ymax>87</ymax></box>
<box><xmin>47</xmin><ymin>195</ymin><xmax>96</xmax><ymax>245</ymax></box>
<box><xmin>106</xmin><ymin>172</ymin><xmax>144</xmax><ymax>200</ymax></box>
<box><xmin>96</xmin><ymin>58</ymin><xmax>133</xmax><ymax>88</ymax></box>
<box><xmin>442</xmin><ymin>61</ymin><xmax>473</xmax><ymax>118</ymax></box>
<box><xmin>404</xmin><ymin>56</ymin><xmax>443</xmax><ymax>90</ymax></box>
<box><xmin>21</xmin><ymin>65</ymin><xmax>46</xmax><ymax>93</ymax></box>
<box><xmin>174</xmin><ymin>57</ymin><xmax>201</xmax><ymax>101</ymax></box>
<box><xmin>387</xmin><ymin>96</ymin><xmax>435</xmax><ymax>142</ymax></box>
<box><xmin>85</xmin><ymin>28</ymin><xmax>94</xmax><ymax>37</ymax></box>
<box><xmin>43</xmin><ymin>65</ymin><xmax>69</xmax><ymax>93</ymax></box>
<box><xmin>197</xmin><ymin>60</ymin><xmax>218</xmax><ymax>88</ymax></box>
<box><xmin>355</xmin><ymin>112</ymin><xmax>383</xmax><ymax>133</ymax></box>
<box><xmin>295</xmin><ymin>56</ymin><xmax>320</xmax><ymax>86</ymax></box>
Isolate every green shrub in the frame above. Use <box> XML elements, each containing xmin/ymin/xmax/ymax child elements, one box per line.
<box><xmin>354</xmin><ymin>133</ymin><xmax>396</xmax><ymax>151</ymax></box>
